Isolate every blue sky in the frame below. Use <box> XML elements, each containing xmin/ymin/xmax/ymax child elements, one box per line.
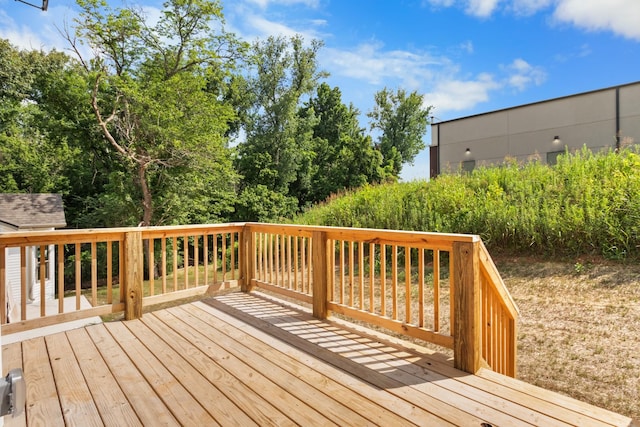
<box><xmin>2</xmin><ymin>0</ymin><xmax>640</xmax><ymax>179</ymax></box>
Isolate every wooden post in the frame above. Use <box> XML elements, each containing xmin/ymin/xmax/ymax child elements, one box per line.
<box><xmin>241</xmin><ymin>225</ymin><xmax>255</xmax><ymax>292</ymax></box>
<box><xmin>124</xmin><ymin>231</ymin><xmax>143</xmax><ymax>320</ymax></box>
<box><xmin>453</xmin><ymin>240</ymin><xmax>481</xmax><ymax>374</ymax></box>
<box><xmin>312</xmin><ymin>231</ymin><xmax>330</xmax><ymax>319</ymax></box>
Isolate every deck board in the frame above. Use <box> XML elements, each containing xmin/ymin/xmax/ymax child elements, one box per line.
<box><xmin>2</xmin><ymin>342</ymin><xmax>26</xmax><ymax>427</ymax></box>
<box><xmin>103</xmin><ymin>321</ymin><xmax>218</xmax><ymax>426</ymax></box>
<box><xmin>64</xmin><ymin>328</ymin><xmax>142</xmax><ymax>427</ymax></box>
<box><xmin>84</xmin><ymin>324</ymin><xmax>179</xmax><ymax>426</ymax></box>
<box><xmin>44</xmin><ymin>332</ymin><xmax>102</xmax><ymax>427</ymax></box>
<box><xmin>21</xmin><ymin>337</ymin><xmax>65</xmax><ymax>427</ymax></box>
<box><xmin>140</xmin><ymin>312</ymin><xmax>293</xmax><ymax>427</ymax></box>
<box><xmin>174</xmin><ymin>304</ymin><xmax>415</xmax><ymax>426</ymax></box>
<box><xmin>2</xmin><ymin>291</ymin><xmax>637</xmax><ymax>427</ymax></box>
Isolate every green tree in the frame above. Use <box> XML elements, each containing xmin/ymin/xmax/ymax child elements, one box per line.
<box><xmin>235</xmin><ymin>35</ymin><xmax>326</xmax><ymax>220</ymax></box>
<box><xmin>0</xmin><ymin>40</ymin><xmax>75</xmax><ymax>195</ymax></box>
<box><xmin>67</xmin><ymin>0</ymin><xmax>241</xmax><ymax>226</ymax></box>
<box><xmin>295</xmin><ymin>83</ymin><xmax>384</xmax><ymax>206</ymax></box>
<box><xmin>367</xmin><ymin>88</ymin><xmax>431</xmax><ymax>177</ymax></box>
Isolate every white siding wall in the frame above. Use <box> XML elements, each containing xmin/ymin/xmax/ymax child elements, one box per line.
<box><xmin>2</xmin><ymin>229</ymin><xmax>57</xmax><ymax>322</ymax></box>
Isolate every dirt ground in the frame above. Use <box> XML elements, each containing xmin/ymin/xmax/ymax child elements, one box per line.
<box><xmin>495</xmin><ymin>257</ymin><xmax>640</xmax><ymax>421</ymax></box>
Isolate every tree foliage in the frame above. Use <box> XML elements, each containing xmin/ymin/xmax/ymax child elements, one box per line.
<box><xmin>235</xmin><ymin>35</ymin><xmax>326</xmax><ymax>220</ymax></box>
<box><xmin>296</xmin><ymin>83</ymin><xmax>385</xmax><ymax>206</ymax></box>
<box><xmin>68</xmin><ymin>0</ymin><xmax>241</xmax><ymax>226</ymax></box>
<box><xmin>368</xmin><ymin>87</ymin><xmax>431</xmax><ymax>176</ymax></box>
<box><xmin>0</xmin><ymin>41</ymin><xmax>76</xmax><ymax>196</ymax></box>
<box><xmin>1</xmin><ymin>1</ymin><xmax>436</xmax><ymax>227</ymax></box>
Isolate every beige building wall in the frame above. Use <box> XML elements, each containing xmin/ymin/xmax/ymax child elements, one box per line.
<box><xmin>431</xmin><ymin>81</ymin><xmax>640</xmax><ymax>175</ymax></box>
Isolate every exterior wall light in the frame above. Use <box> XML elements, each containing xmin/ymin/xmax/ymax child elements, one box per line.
<box><xmin>553</xmin><ymin>136</ymin><xmax>561</xmax><ymax>144</ymax></box>
<box><xmin>465</xmin><ymin>148</ymin><xmax>471</xmax><ymax>155</ymax></box>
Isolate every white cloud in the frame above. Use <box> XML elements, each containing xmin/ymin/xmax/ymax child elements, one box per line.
<box><xmin>553</xmin><ymin>0</ymin><xmax>640</xmax><ymax>40</ymax></box>
<box><xmin>231</xmin><ymin>4</ymin><xmax>327</xmax><ymax>42</ymax></box>
<box><xmin>246</xmin><ymin>0</ymin><xmax>320</xmax><ymax>9</ymax></box>
<box><xmin>503</xmin><ymin>58</ymin><xmax>546</xmax><ymax>91</ymax></box>
<box><xmin>459</xmin><ymin>40</ymin><xmax>474</xmax><ymax>54</ymax></box>
<box><xmin>554</xmin><ymin>43</ymin><xmax>592</xmax><ymax>62</ymax></box>
<box><xmin>0</xmin><ymin>5</ymin><xmax>84</xmax><ymax>53</ymax></box>
<box><xmin>465</xmin><ymin>0</ymin><xmax>501</xmax><ymax>17</ymax></box>
<box><xmin>246</xmin><ymin>15</ymin><xmax>304</xmax><ymax>39</ymax></box>
<box><xmin>424</xmin><ymin>0</ymin><xmax>640</xmax><ymax>40</ymax></box>
<box><xmin>322</xmin><ymin>42</ymin><xmax>443</xmax><ymax>87</ymax></box>
<box><xmin>509</xmin><ymin>0</ymin><xmax>552</xmax><ymax>15</ymax></box>
<box><xmin>424</xmin><ymin>0</ymin><xmax>456</xmax><ymax>7</ymax></box>
<box><xmin>424</xmin><ymin>73</ymin><xmax>500</xmax><ymax>112</ymax></box>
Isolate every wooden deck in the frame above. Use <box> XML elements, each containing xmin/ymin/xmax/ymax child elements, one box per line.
<box><xmin>2</xmin><ymin>292</ymin><xmax>636</xmax><ymax>427</ymax></box>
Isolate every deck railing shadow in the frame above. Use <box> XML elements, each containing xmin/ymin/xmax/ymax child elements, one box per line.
<box><xmin>205</xmin><ymin>292</ymin><xmax>454</xmax><ymax>388</ymax></box>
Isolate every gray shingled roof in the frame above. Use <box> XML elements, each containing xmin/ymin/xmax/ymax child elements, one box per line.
<box><xmin>0</xmin><ymin>193</ymin><xmax>66</xmax><ymax>229</ymax></box>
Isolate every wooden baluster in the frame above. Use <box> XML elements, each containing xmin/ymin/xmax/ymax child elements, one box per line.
<box><xmin>91</xmin><ymin>242</ymin><xmax>98</xmax><ymax>306</ymax></box>
<box><xmin>58</xmin><ymin>243</ymin><xmax>65</xmax><ymax>313</ymax></box>
<box><xmin>369</xmin><ymin>243</ymin><xmax>375</xmax><ymax>313</ymax></box>
<box><xmin>161</xmin><ymin>238</ymin><xmax>167</xmax><ymax>294</ymax></box>
<box><xmin>107</xmin><ymin>242</ymin><xmax>113</xmax><ymax>305</ymax></box>
<box><xmin>312</xmin><ymin>231</ymin><xmax>329</xmax><ymax>319</ymax></box>
<box><xmin>433</xmin><ymin>250</ymin><xmax>440</xmax><ymax>332</ymax></box>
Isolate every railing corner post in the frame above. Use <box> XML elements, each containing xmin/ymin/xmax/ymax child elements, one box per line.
<box><xmin>124</xmin><ymin>230</ymin><xmax>143</xmax><ymax>320</ymax></box>
<box><xmin>241</xmin><ymin>224</ymin><xmax>255</xmax><ymax>293</ymax></box>
<box><xmin>453</xmin><ymin>240</ymin><xmax>481</xmax><ymax>374</ymax></box>
<box><xmin>312</xmin><ymin>231</ymin><xmax>329</xmax><ymax>319</ymax></box>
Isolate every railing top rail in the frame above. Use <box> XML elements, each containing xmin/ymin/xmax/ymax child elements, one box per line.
<box><xmin>246</xmin><ymin>222</ymin><xmax>480</xmax><ymax>246</ymax></box>
<box><xmin>140</xmin><ymin>223</ymin><xmax>245</xmax><ymax>238</ymax></box>
<box><xmin>0</xmin><ymin>223</ymin><xmax>247</xmax><ymax>247</ymax></box>
<box><xmin>479</xmin><ymin>241</ymin><xmax>520</xmax><ymax>318</ymax></box>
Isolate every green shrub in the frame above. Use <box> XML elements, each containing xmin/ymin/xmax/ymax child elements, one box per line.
<box><xmin>296</xmin><ymin>146</ymin><xmax>640</xmax><ymax>260</ymax></box>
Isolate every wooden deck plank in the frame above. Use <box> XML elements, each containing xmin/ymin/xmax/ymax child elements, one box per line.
<box><xmin>44</xmin><ymin>333</ymin><xmax>103</xmax><ymax>427</ymax></box>
<box><xmin>122</xmin><ymin>317</ymin><xmax>259</xmax><ymax>427</ymax></box>
<box><xmin>210</xmin><ymin>294</ymin><xmax>525</xmax><ymax>426</ymax></box>
<box><xmin>2</xmin><ymin>341</ymin><xmax>26</xmax><ymax>427</ymax></box>
<box><xmin>343</xmin><ymin>332</ymin><xmax>612</xmax><ymax>426</ymax></box>
<box><xmin>102</xmin><ymin>321</ymin><xmax>219</xmax><ymax>427</ymax></box>
<box><xmin>171</xmin><ymin>303</ymin><xmax>377</xmax><ymax>427</ymax></box>
<box><xmin>477</xmin><ymin>368</ymin><xmax>636</xmax><ymax>427</ymax></box>
<box><xmin>181</xmin><ymin>303</ymin><xmax>418</xmax><ymax>427</ymax></box>
<box><xmin>329</xmin><ymin>306</ymin><xmax>634</xmax><ymax>427</ymax></box>
<box><xmin>2</xmin><ymin>292</ymin><xmax>636</xmax><ymax>427</ymax></box>
<box><xmin>21</xmin><ymin>337</ymin><xmax>64</xmax><ymax>427</ymax></box>
<box><xmin>64</xmin><ymin>328</ymin><xmax>142</xmax><ymax>427</ymax></box>
<box><xmin>207</xmin><ymin>292</ymin><xmax>639</xmax><ymax>427</ymax></box>
<box><xmin>139</xmin><ymin>313</ymin><xmax>297</xmax><ymax>427</ymax></box>
<box><xmin>300</xmin><ymin>328</ymin><xmax>530</xmax><ymax>424</ymax></box>
<box><xmin>323</xmin><ymin>307</ymin><xmax>635</xmax><ymax>427</ymax></box>
<box><xmin>150</xmin><ymin>308</ymin><xmax>338</xmax><ymax>427</ymax></box>
<box><xmin>84</xmin><ymin>324</ymin><xmax>180</xmax><ymax>427</ymax></box>
<box><xmin>202</xmin><ymin>294</ymin><xmax>483</xmax><ymax>426</ymax></box>
<box><xmin>315</xmin><ymin>326</ymin><xmax>568</xmax><ymax>426</ymax></box>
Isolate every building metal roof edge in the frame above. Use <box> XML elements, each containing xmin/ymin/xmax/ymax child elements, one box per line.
<box><xmin>430</xmin><ymin>80</ymin><xmax>640</xmax><ymax>126</ymax></box>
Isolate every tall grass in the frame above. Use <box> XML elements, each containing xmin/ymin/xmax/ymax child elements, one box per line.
<box><xmin>296</xmin><ymin>146</ymin><xmax>640</xmax><ymax>259</ymax></box>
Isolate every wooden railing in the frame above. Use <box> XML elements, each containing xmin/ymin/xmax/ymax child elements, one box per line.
<box><xmin>244</xmin><ymin>223</ymin><xmax>519</xmax><ymax>377</ymax></box>
<box><xmin>0</xmin><ymin>223</ymin><xmax>518</xmax><ymax>377</ymax></box>
<box><xmin>0</xmin><ymin>224</ymin><xmax>243</xmax><ymax>334</ymax></box>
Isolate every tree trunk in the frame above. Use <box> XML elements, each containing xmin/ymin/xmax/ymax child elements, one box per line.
<box><xmin>137</xmin><ymin>161</ymin><xmax>153</xmax><ymax>227</ymax></box>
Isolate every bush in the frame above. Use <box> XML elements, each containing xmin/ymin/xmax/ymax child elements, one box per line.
<box><xmin>295</xmin><ymin>146</ymin><xmax>640</xmax><ymax>260</ymax></box>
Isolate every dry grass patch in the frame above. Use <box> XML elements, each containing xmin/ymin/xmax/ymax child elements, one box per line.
<box><xmin>497</xmin><ymin>257</ymin><xmax>640</xmax><ymax>420</ymax></box>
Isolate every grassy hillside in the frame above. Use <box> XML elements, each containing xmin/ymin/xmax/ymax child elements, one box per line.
<box><xmin>296</xmin><ymin>146</ymin><xmax>640</xmax><ymax>260</ymax></box>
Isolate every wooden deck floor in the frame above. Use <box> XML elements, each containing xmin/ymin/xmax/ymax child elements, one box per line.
<box><xmin>2</xmin><ymin>291</ymin><xmax>636</xmax><ymax>427</ymax></box>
